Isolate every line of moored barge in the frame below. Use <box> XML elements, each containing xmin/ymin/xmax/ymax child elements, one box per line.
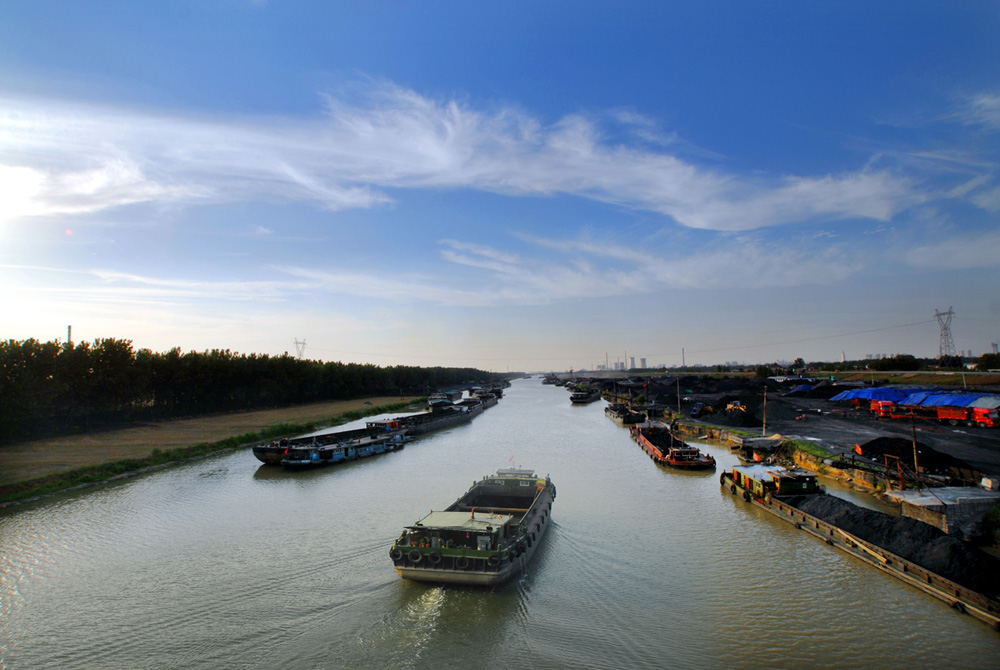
<box><xmin>251</xmin><ymin>384</ymin><xmax>507</xmax><ymax>470</ymax></box>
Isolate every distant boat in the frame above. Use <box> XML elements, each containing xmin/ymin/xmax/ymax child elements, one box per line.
<box><xmin>389</xmin><ymin>468</ymin><xmax>556</xmax><ymax>586</ymax></box>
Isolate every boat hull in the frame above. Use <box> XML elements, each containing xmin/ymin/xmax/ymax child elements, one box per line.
<box><xmin>390</xmin><ymin>470</ymin><xmax>556</xmax><ymax>586</ymax></box>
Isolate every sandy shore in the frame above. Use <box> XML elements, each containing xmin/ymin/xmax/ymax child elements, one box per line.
<box><xmin>0</xmin><ymin>396</ymin><xmax>421</xmax><ymax>486</ymax></box>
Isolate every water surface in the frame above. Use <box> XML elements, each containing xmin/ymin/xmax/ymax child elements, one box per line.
<box><xmin>3</xmin><ymin>379</ymin><xmax>998</xmax><ymax>669</ymax></box>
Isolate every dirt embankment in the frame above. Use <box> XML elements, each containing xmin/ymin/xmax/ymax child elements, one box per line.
<box><xmin>0</xmin><ymin>396</ymin><xmax>421</xmax><ymax>487</ymax></box>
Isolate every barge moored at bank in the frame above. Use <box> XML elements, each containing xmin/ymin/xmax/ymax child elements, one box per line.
<box><xmin>252</xmin><ymin>421</ymin><xmax>406</xmax><ymax>465</ymax></box>
<box><xmin>605</xmin><ymin>402</ymin><xmax>645</xmax><ymax>425</ymax></box>
<box><xmin>254</xmin><ymin>401</ymin><xmax>483</xmax><ymax>466</ymax></box>
<box><xmin>630</xmin><ymin>421</ymin><xmax>716</xmax><ymax>469</ymax></box>
<box><xmin>720</xmin><ymin>467</ymin><xmax>1000</xmax><ymax>630</ymax></box>
<box><xmin>389</xmin><ymin>468</ymin><xmax>556</xmax><ymax>586</ymax></box>
<box><xmin>281</xmin><ymin>432</ymin><xmax>410</xmax><ymax>470</ymax></box>
<box><xmin>569</xmin><ymin>387</ymin><xmax>601</xmax><ymax>404</ymax></box>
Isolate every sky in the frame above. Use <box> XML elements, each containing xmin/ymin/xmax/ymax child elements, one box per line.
<box><xmin>2</xmin><ymin>1</ymin><xmax>999</xmax><ymax>372</ymax></box>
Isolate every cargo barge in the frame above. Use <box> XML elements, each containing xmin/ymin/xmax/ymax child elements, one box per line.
<box><xmin>389</xmin><ymin>468</ymin><xmax>556</xmax><ymax>586</ymax></box>
<box><xmin>721</xmin><ymin>467</ymin><xmax>1000</xmax><ymax>630</ymax></box>
<box><xmin>254</xmin><ymin>403</ymin><xmax>480</xmax><ymax>466</ymax></box>
<box><xmin>605</xmin><ymin>402</ymin><xmax>645</xmax><ymax>425</ymax></box>
<box><xmin>630</xmin><ymin>421</ymin><xmax>716</xmax><ymax>469</ymax></box>
<box><xmin>570</xmin><ymin>387</ymin><xmax>601</xmax><ymax>404</ymax></box>
<box><xmin>252</xmin><ymin>421</ymin><xmax>405</xmax><ymax>465</ymax></box>
<box><xmin>281</xmin><ymin>432</ymin><xmax>410</xmax><ymax>470</ymax></box>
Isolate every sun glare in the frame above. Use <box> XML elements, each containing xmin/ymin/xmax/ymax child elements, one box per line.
<box><xmin>0</xmin><ymin>165</ymin><xmax>45</xmax><ymax>224</ymax></box>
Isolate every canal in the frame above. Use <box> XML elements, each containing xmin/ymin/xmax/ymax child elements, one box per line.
<box><xmin>2</xmin><ymin>378</ymin><xmax>999</xmax><ymax>669</ymax></box>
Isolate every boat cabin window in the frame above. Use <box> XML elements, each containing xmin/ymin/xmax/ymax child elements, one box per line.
<box><xmin>477</xmin><ymin>535</ymin><xmax>492</xmax><ymax>551</ymax></box>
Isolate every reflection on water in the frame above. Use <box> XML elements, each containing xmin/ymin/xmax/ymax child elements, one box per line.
<box><xmin>2</xmin><ymin>379</ymin><xmax>999</xmax><ymax>669</ymax></box>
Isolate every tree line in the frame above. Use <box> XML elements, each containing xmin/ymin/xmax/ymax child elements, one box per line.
<box><xmin>1</xmin><ymin>338</ymin><xmax>494</xmax><ymax>444</ymax></box>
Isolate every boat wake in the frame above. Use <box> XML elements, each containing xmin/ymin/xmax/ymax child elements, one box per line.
<box><xmin>354</xmin><ymin>586</ymin><xmax>448</xmax><ymax>669</ymax></box>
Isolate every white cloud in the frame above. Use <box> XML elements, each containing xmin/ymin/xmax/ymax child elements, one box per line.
<box><xmin>971</xmin><ymin>184</ymin><xmax>1000</xmax><ymax>213</ymax></box>
<box><xmin>905</xmin><ymin>230</ymin><xmax>1000</xmax><ymax>270</ymax></box>
<box><xmin>0</xmin><ymin>84</ymin><xmax>915</xmax><ymax>231</ymax></box>
<box><xmin>953</xmin><ymin>92</ymin><xmax>1000</xmax><ymax>130</ymax></box>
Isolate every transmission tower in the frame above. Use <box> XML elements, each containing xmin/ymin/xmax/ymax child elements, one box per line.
<box><xmin>935</xmin><ymin>308</ymin><xmax>956</xmax><ymax>358</ymax></box>
<box><xmin>294</xmin><ymin>338</ymin><xmax>306</xmax><ymax>359</ymax></box>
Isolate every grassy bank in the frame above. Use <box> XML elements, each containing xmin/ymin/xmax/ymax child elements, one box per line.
<box><xmin>0</xmin><ymin>399</ymin><xmax>422</xmax><ymax>506</ymax></box>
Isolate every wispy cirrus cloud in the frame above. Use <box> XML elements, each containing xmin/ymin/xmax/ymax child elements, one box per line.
<box><xmin>952</xmin><ymin>92</ymin><xmax>1000</xmax><ymax>130</ymax></box>
<box><xmin>1</xmin><ymin>82</ymin><xmax>918</xmax><ymax>231</ymax></box>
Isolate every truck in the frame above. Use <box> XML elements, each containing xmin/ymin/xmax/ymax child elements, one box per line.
<box><xmin>870</xmin><ymin>400</ymin><xmax>999</xmax><ymax>428</ymax></box>
<box><xmin>690</xmin><ymin>402</ymin><xmax>713</xmax><ymax>418</ymax></box>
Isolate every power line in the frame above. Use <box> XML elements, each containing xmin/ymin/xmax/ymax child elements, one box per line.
<box><xmin>679</xmin><ymin>319</ymin><xmax>936</xmax><ymax>357</ymax></box>
<box><xmin>303</xmin><ymin>318</ymin><xmax>937</xmax><ymax>363</ymax></box>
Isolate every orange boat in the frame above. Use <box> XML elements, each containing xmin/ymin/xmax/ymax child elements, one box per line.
<box><xmin>630</xmin><ymin>421</ymin><xmax>716</xmax><ymax>470</ymax></box>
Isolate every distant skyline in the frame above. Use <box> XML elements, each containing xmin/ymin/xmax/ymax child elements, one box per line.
<box><xmin>2</xmin><ymin>2</ymin><xmax>999</xmax><ymax>371</ymax></box>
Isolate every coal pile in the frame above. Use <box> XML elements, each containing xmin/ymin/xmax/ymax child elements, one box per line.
<box><xmin>783</xmin><ymin>493</ymin><xmax>1000</xmax><ymax>596</ymax></box>
<box><xmin>804</xmin><ymin>383</ymin><xmax>856</xmax><ymax>400</ymax></box>
<box><xmin>854</xmin><ymin>437</ymin><xmax>971</xmax><ymax>477</ymax></box>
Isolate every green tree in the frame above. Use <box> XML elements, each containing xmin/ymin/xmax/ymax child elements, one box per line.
<box><xmin>977</xmin><ymin>352</ymin><xmax>1000</xmax><ymax>371</ymax></box>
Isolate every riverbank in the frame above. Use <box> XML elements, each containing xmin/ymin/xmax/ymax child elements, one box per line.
<box><xmin>0</xmin><ymin>396</ymin><xmax>422</xmax><ymax>505</ymax></box>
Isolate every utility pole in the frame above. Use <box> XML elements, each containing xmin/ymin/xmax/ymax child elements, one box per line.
<box><xmin>762</xmin><ymin>387</ymin><xmax>767</xmax><ymax>436</ymax></box>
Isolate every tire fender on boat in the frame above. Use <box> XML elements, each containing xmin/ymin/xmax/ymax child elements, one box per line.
<box><xmin>488</xmin><ymin>555</ymin><xmax>501</xmax><ymax>567</ymax></box>
<box><xmin>408</xmin><ymin>549</ymin><xmax>422</xmax><ymax>563</ymax></box>
<box><xmin>389</xmin><ymin>548</ymin><xmax>403</xmax><ymax>562</ymax></box>
<box><xmin>428</xmin><ymin>552</ymin><xmax>442</xmax><ymax>565</ymax></box>
<box><xmin>743</xmin><ymin>491</ymin><xmax>751</xmax><ymax>502</ymax></box>
<box><xmin>455</xmin><ymin>556</ymin><xmax>470</xmax><ymax>570</ymax></box>
<box><xmin>719</xmin><ymin>472</ymin><xmax>727</xmax><ymax>485</ymax></box>
<box><xmin>730</xmin><ymin>485</ymin><xmax>736</xmax><ymax>494</ymax></box>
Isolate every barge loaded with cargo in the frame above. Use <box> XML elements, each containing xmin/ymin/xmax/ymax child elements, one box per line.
<box><xmin>389</xmin><ymin>468</ymin><xmax>556</xmax><ymax>586</ymax></box>
<box><xmin>253</xmin><ymin>400</ymin><xmax>487</xmax><ymax>467</ymax></box>
<box><xmin>721</xmin><ymin>465</ymin><xmax>1000</xmax><ymax>630</ymax></box>
<box><xmin>252</xmin><ymin>421</ymin><xmax>406</xmax><ymax>465</ymax></box>
<box><xmin>630</xmin><ymin>421</ymin><xmax>716</xmax><ymax>469</ymax></box>
<box><xmin>605</xmin><ymin>402</ymin><xmax>645</xmax><ymax>425</ymax></box>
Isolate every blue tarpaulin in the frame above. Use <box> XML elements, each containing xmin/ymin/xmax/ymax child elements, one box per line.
<box><xmin>901</xmin><ymin>392</ymin><xmax>997</xmax><ymax>408</ymax></box>
<box><xmin>828</xmin><ymin>387</ymin><xmax>909</xmax><ymax>403</ymax></box>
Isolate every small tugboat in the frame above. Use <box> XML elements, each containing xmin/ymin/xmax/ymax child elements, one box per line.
<box><xmin>630</xmin><ymin>421</ymin><xmax>716</xmax><ymax>469</ymax></box>
<box><xmin>389</xmin><ymin>468</ymin><xmax>556</xmax><ymax>586</ymax></box>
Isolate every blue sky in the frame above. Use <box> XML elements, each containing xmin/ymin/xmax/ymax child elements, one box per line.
<box><xmin>2</xmin><ymin>1</ymin><xmax>998</xmax><ymax>371</ymax></box>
